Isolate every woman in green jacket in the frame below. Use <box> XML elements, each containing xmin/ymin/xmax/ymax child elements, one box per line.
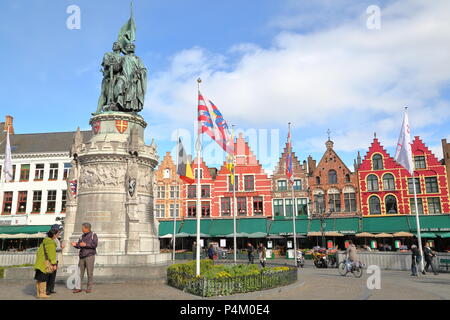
<box><xmin>34</xmin><ymin>229</ymin><xmax>58</xmax><ymax>298</ymax></box>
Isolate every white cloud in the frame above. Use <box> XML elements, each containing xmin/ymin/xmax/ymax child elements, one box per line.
<box><xmin>145</xmin><ymin>0</ymin><xmax>450</xmax><ymax>156</ymax></box>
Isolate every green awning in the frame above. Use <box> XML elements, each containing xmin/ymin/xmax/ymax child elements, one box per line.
<box><xmin>158</xmin><ymin>221</ymin><xmax>183</xmax><ymax>237</ymax></box>
<box><xmin>407</xmin><ymin>215</ymin><xmax>450</xmax><ymax>233</ymax></box>
<box><xmin>268</xmin><ymin>219</ymin><xmax>307</xmax><ymax>235</ymax></box>
<box><xmin>209</xmin><ymin>219</ymin><xmax>233</xmax><ymax>237</ymax></box>
<box><xmin>247</xmin><ymin>232</ymin><xmax>267</xmax><ymax>238</ymax></box>
<box><xmin>416</xmin><ymin>232</ymin><xmax>437</xmax><ymax>238</ymax></box>
<box><xmin>238</xmin><ymin>218</ymin><xmax>268</xmax><ymax>234</ymax></box>
<box><xmin>437</xmin><ymin>232</ymin><xmax>450</xmax><ymax>238</ymax></box>
<box><xmin>362</xmin><ymin>216</ymin><xmax>411</xmax><ymax>233</ymax></box>
<box><xmin>0</xmin><ymin>225</ymin><xmax>52</xmax><ymax>235</ymax></box>
<box><xmin>179</xmin><ymin>219</ymin><xmax>211</xmax><ymax>236</ymax></box>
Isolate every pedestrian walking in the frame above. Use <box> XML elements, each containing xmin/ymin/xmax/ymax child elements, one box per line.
<box><xmin>71</xmin><ymin>223</ymin><xmax>98</xmax><ymax>293</ymax></box>
<box><xmin>246</xmin><ymin>243</ymin><xmax>254</xmax><ymax>264</ymax></box>
<box><xmin>33</xmin><ymin>229</ymin><xmax>58</xmax><ymax>299</ymax></box>
<box><xmin>258</xmin><ymin>243</ymin><xmax>266</xmax><ymax>268</ymax></box>
<box><xmin>410</xmin><ymin>244</ymin><xmax>422</xmax><ymax>276</ymax></box>
<box><xmin>423</xmin><ymin>243</ymin><xmax>438</xmax><ymax>275</ymax></box>
<box><xmin>207</xmin><ymin>244</ymin><xmax>215</xmax><ymax>260</ymax></box>
<box><xmin>45</xmin><ymin>224</ymin><xmax>64</xmax><ymax>295</ymax></box>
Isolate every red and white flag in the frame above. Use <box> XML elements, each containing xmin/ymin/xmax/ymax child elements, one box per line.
<box><xmin>394</xmin><ymin>108</ymin><xmax>414</xmax><ymax>175</ymax></box>
<box><xmin>3</xmin><ymin>130</ymin><xmax>13</xmax><ymax>182</ymax></box>
<box><xmin>197</xmin><ymin>91</ymin><xmax>234</xmax><ymax>154</ymax></box>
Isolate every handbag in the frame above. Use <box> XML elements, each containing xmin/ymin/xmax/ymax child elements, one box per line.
<box><xmin>43</xmin><ymin>241</ymin><xmax>55</xmax><ymax>274</ymax></box>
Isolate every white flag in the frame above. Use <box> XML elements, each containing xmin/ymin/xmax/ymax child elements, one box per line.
<box><xmin>3</xmin><ymin>130</ymin><xmax>13</xmax><ymax>182</ymax></box>
<box><xmin>394</xmin><ymin>109</ymin><xmax>414</xmax><ymax>175</ymax></box>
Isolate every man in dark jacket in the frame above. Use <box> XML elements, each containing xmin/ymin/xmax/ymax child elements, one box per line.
<box><xmin>71</xmin><ymin>223</ymin><xmax>98</xmax><ymax>293</ymax></box>
<box><xmin>246</xmin><ymin>243</ymin><xmax>254</xmax><ymax>264</ymax></box>
<box><xmin>423</xmin><ymin>244</ymin><xmax>438</xmax><ymax>275</ymax></box>
<box><xmin>410</xmin><ymin>245</ymin><xmax>421</xmax><ymax>276</ymax></box>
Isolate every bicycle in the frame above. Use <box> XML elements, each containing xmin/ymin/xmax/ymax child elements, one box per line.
<box><xmin>338</xmin><ymin>259</ymin><xmax>363</xmax><ymax>278</ymax></box>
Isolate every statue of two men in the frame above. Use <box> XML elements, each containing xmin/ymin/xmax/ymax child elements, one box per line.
<box><xmin>96</xmin><ymin>41</ymin><xmax>147</xmax><ymax>114</ymax></box>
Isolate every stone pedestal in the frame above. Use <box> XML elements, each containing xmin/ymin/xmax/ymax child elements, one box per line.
<box><xmin>62</xmin><ymin>112</ymin><xmax>170</xmax><ymax>268</ymax></box>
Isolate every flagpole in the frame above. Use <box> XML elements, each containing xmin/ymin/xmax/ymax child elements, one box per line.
<box><xmin>173</xmin><ymin>130</ymin><xmax>179</xmax><ymax>261</ymax></box>
<box><xmin>195</xmin><ymin>78</ymin><xmax>202</xmax><ymax>276</ymax></box>
<box><xmin>412</xmin><ymin>170</ymin><xmax>424</xmax><ymax>273</ymax></box>
<box><xmin>232</xmin><ymin>125</ymin><xmax>237</xmax><ymax>263</ymax></box>
<box><xmin>289</xmin><ymin>123</ymin><xmax>298</xmax><ymax>267</ymax></box>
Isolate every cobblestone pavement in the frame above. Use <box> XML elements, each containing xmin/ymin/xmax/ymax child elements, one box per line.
<box><xmin>0</xmin><ymin>261</ymin><xmax>448</xmax><ymax>300</ymax></box>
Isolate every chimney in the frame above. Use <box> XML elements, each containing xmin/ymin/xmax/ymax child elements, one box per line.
<box><xmin>307</xmin><ymin>155</ymin><xmax>316</xmax><ymax>174</ymax></box>
<box><xmin>4</xmin><ymin>115</ymin><xmax>14</xmax><ymax>134</ymax></box>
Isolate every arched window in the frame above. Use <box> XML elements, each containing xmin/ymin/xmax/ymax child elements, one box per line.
<box><xmin>328</xmin><ymin>170</ymin><xmax>337</xmax><ymax>184</ymax></box>
<box><xmin>327</xmin><ymin>188</ymin><xmax>341</xmax><ymax>212</ymax></box>
<box><xmin>385</xmin><ymin>195</ymin><xmax>398</xmax><ymax>214</ymax></box>
<box><xmin>372</xmin><ymin>154</ymin><xmax>383</xmax><ymax>170</ymax></box>
<box><xmin>316</xmin><ymin>176</ymin><xmax>320</xmax><ymax>185</ymax></box>
<box><xmin>345</xmin><ymin>174</ymin><xmax>351</xmax><ymax>183</ymax></box>
<box><xmin>382</xmin><ymin>173</ymin><xmax>395</xmax><ymax>190</ymax></box>
<box><xmin>369</xmin><ymin>196</ymin><xmax>381</xmax><ymax>215</ymax></box>
<box><xmin>367</xmin><ymin>174</ymin><xmax>379</xmax><ymax>191</ymax></box>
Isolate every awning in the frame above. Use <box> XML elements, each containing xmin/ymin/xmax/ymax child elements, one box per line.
<box><xmin>362</xmin><ymin>216</ymin><xmax>411</xmax><ymax>233</ymax></box>
<box><xmin>307</xmin><ymin>217</ymin><xmax>359</xmax><ymax>235</ymax></box>
<box><xmin>356</xmin><ymin>232</ymin><xmax>375</xmax><ymax>238</ymax></box>
<box><xmin>209</xmin><ymin>219</ymin><xmax>233</xmax><ymax>237</ymax></box>
<box><xmin>158</xmin><ymin>220</ymin><xmax>183</xmax><ymax>237</ymax></box>
<box><xmin>179</xmin><ymin>219</ymin><xmax>211</xmax><ymax>236</ymax></box>
<box><xmin>0</xmin><ymin>225</ymin><xmax>52</xmax><ymax>238</ymax></box>
<box><xmin>374</xmin><ymin>233</ymin><xmax>394</xmax><ymax>238</ymax></box>
<box><xmin>416</xmin><ymin>232</ymin><xmax>437</xmax><ymax>238</ymax></box>
<box><xmin>238</xmin><ymin>218</ymin><xmax>268</xmax><ymax>234</ymax></box>
<box><xmin>225</xmin><ymin>232</ymin><xmax>249</xmax><ymax>238</ymax></box>
<box><xmin>268</xmin><ymin>219</ymin><xmax>307</xmax><ymax>235</ymax></box>
<box><xmin>324</xmin><ymin>231</ymin><xmax>344</xmax><ymax>237</ymax></box>
<box><xmin>247</xmin><ymin>232</ymin><xmax>267</xmax><ymax>238</ymax></box>
<box><xmin>393</xmin><ymin>231</ymin><xmax>414</xmax><ymax>237</ymax></box>
<box><xmin>437</xmin><ymin>232</ymin><xmax>450</xmax><ymax>238</ymax></box>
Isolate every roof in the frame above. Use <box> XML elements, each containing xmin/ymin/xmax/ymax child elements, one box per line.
<box><xmin>0</xmin><ymin>130</ymin><xmax>92</xmax><ymax>155</ymax></box>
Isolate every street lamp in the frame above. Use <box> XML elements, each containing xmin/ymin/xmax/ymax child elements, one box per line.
<box><xmin>312</xmin><ymin>193</ymin><xmax>332</xmax><ymax>248</ymax></box>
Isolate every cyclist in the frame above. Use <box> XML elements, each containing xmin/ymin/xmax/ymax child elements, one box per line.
<box><xmin>345</xmin><ymin>240</ymin><xmax>358</xmax><ymax>268</ymax></box>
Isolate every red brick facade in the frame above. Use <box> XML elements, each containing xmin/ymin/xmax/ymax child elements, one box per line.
<box><xmin>307</xmin><ymin>139</ymin><xmax>360</xmax><ymax>216</ymax></box>
<box><xmin>358</xmin><ymin>136</ymin><xmax>450</xmax><ymax>215</ymax></box>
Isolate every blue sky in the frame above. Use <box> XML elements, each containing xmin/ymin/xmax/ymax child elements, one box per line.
<box><xmin>1</xmin><ymin>0</ymin><xmax>449</xmax><ymax>172</ymax></box>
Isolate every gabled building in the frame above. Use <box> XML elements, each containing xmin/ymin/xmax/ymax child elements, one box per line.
<box><xmin>307</xmin><ymin>138</ymin><xmax>360</xmax><ymax>216</ymax></box>
<box><xmin>271</xmin><ymin>141</ymin><xmax>309</xmax><ymax>218</ymax></box>
<box><xmin>358</xmin><ymin>136</ymin><xmax>450</xmax><ymax>215</ymax></box>
<box><xmin>212</xmin><ymin>133</ymin><xmax>272</xmax><ymax>218</ymax></box>
<box><xmin>153</xmin><ymin>152</ymin><xmax>182</xmax><ymax>220</ymax></box>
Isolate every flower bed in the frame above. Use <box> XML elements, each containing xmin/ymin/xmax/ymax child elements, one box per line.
<box><xmin>167</xmin><ymin>260</ymin><xmax>297</xmax><ymax>297</ymax></box>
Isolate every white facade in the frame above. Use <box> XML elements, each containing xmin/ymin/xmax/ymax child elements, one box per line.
<box><xmin>0</xmin><ymin>151</ymin><xmax>71</xmax><ymax>226</ymax></box>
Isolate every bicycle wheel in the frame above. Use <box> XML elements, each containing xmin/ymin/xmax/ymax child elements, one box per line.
<box><xmin>338</xmin><ymin>262</ymin><xmax>347</xmax><ymax>276</ymax></box>
<box><xmin>353</xmin><ymin>267</ymin><xmax>363</xmax><ymax>278</ymax></box>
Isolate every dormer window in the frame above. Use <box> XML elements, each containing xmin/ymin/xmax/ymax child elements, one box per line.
<box><xmin>163</xmin><ymin>168</ymin><xmax>170</xmax><ymax>179</ymax></box>
<box><xmin>372</xmin><ymin>154</ymin><xmax>383</xmax><ymax>170</ymax></box>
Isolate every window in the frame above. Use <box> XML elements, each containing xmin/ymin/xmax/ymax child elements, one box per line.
<box><xmin>314</xmin><ymin>194</ymin><xmax>325</xmax><ymax>213</ymax></box>
<box><xmin>170</xmin><ymin>186</ymin><xmax>179</xmax><ymax>199</ymax></box>
<box><xmin>372</xmin><ymin>154</ymin><xmax>383</xmax><ymax>170</ymax></box>
<box><xmin>273</xmin><ymin>199</ymin><xmax>284</xmax><ymax>217</ymax></box>
<box><xmin>163</xmin><ymin>168</ymin><xmax>170</xmax><ymax>179</ymax></box>
<box><xmin>367</xmin><ymin>175</ymin><xmax>379</xmax><ymax>191</ymax></box>
<box><xmin>228</xmin><ymin>175</ymin><xmax>238</xmax><ymax>191</ymax></box>
<box><xmin>316</xmin><ymin>176</ymin><xmax>320</xmax><ymax>185</ymax></box>
<box><xmin>156</xmin><ymin>186</ymin><xmax>166</xmax><ymax>199</ymax></box>
<box><xmin>194</xmin><ymin>168</ymin><xmax>203</xmax><ymax>179</ymax></box>
<box><xmin>297</xmin><ymin>198</ymin><xmax>308</xmax><ymax>215</ymax></box>
<box><xmin>409</xmin><ymin>198</ymin><xmax>423</xmax><ymax>215</ymax></box>
<box><xmin>154</xmin><ymin>204</ymin><xmax>165</xmax><ymax>218</ymax></box>
<box><xmin>201</xmin><ymin>185</ymin><xmax>210</xmax><ymax>198</ymax></box>
<box><xmin>170</xmin><ymin>204</ymin><xmax>179</xmax><ymax>218</ymax></box>
<box><xmin>345</xmin><ymin>174</ymin><xmax>351</xmax><ymax>183</ymax></box>
<box><xmin>328</xmin><ymin>170</ymin><xmax>337</xmax><ymax>184</ymax></box>
<box><xmin>237</xmin><ymin>197</ymin><xmax>247</xmax><ymax>215</ymax></box>
<box><xmin>17</xmin><ymin>191</ymin><xmax>27</xmax><ymax>214</ymax></box>
<box><xmin>49</xmin><ymin>163</ymin><xmax>59</xmax><ymax>180</ymax></box>
<box><xmin>382</xmin><ymin>173</ymin><xmax>395</xmax><ymax>191</ymax></box>
<box><xmin>63</xmin><ymin>163</ymin><xmax>72</xmax><ymax>180</ymax></box>
<box><xmin>414</xmin><ymin>156</ymin><xmax>426</xmax><ymax>169</ymax></box>
<box><xmin>0</xmin><ymin>165</ymin><xmax>2</xmax><ymax>181</ymax></box>
<box><xmin>61</xmin><ymin>190</ymin><xmax>67</xmax><ymax>213</ymax></box>
<box><xmin>221</xmin><ymin>197</ymin><xmax>231</xmax><ymax>216</ymax></box>
<box><xmin>201</xmin><ymin>202</ymin><xmax>210</xmax><ymax>217</ymax></box>
<box><xmin>11</xmin><ymin>165</ymin><xmax>16</xmax><ymax>181</ymax></box>
<box><xmin>293</xmin><ymin>179</ymin><xmax>302</xmax><ymax>191</ymax></box>
<box><xmin>328</xmin><ymin>193</ymin><xmax>341</xmax><ymax>212</ymax></box>
<box><xmin>19</xmin><ymin>164</ymin><xmax>30</xmax><ymax>181</ymax></box>
<box><xmin>34</xmin><ymin>164</ymin><xmax>44</xmax><ymax>181</ymax></box>
<box><xmin>187</xmin><ymin>202</ymin><xmax>196</xmax><ymax>217</ymax></box>
<box><xmin>187</xmin><ymin>185</ymin><xmax>196</xmax><ymax>199</ymax></box>
<box><xmin>46</xmin><ymin>190</ymin><xmax>57</xmax><ymax>213</ymax></box>
<box><xmin>344</xmin><ymin>192</ymin><xmax>356</xmax><ymax>212</ymax></box>
<box><xmin>369</xmin><ymin>196</ymin><xmax>381</xmax><ymax>215</ymax></box>
<box><xmin>277</xmin><ymin>180</ymin><xmax>287</xmax><ymax>191</ymax></box>
<box><xmin>425</xmin><ymin>177</ymin><xmax>439</xmax><ymax>193</ymax></box>
<box><xmin>2</xmin><ymin>192</ymin><xmax>13</xmax><ymax>214</ymax></box>
<box><xmin>285</xmin><ymin>199</ymin><xmax>294</xmax><ymax>216</ymax></box>
<box><xmin>32</xmin><ymin>191</ymin><xmax>42</xmax><ymax>213</ymax></box>
<box><xmin>385</xmin><ymin>195</ymin><xmax>398</xmax><ymax>214</ymax></box>
<box><xmin>408</xmin><ymin>178</ymin><xmax>421</xmax><ymax>194</ymax></box>
<box><xmin>253</xmin><ymin>196</ymin><xmax>263</xmax><ymax>215</ymax></box>
<box><xmin>244</xmin><ymin>175</ymin><xmax>254</xmax><ymax>191</ymax></box>
<box><xmin>427</xmin><ymin>198</ymin><xmax>441</xmax><ymax>214</ymax></box>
